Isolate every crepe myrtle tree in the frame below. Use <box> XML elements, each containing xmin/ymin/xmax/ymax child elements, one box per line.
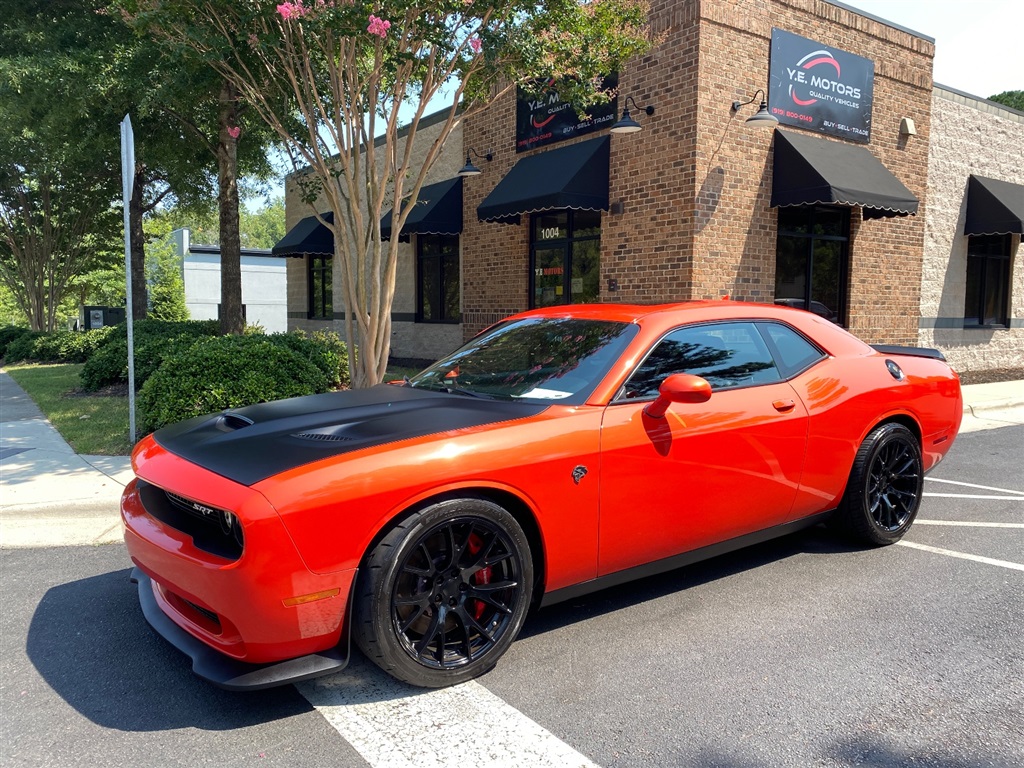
<box><xmin>130</xmin><ymin>0</ymin><xmax>651</xmax><ymax>387</ymax></box>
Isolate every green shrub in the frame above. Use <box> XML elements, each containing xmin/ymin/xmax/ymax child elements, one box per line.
<box><xmin>81</xmin><ymin>319</ymin><xmax>219</xmax><ymax>391</ymax></box>
<box><xmin>3</xmin><ymin>331</ymin><xmax>45</xmax><ymax>363</ymax></box>
<box><xmin>269</xmin><ymin>330</ymin><xmax>350</xmax><ymax>388</ymax></box>
<box><xmin>138</xmin><ymin>334</ymin><xmax>331</xmax><ymax>432</ymax></box>
<box><xmin>3</xmin><ymin>327</ymin><xmax>116</xmax><ymax>364</ymax></box>
<box><xmin>0</xmin><ymin>325</ymin><xmax>32</xmax><ymax>359</ymax></box>
<box><xmin>29</xmin><ymin>328</ymin><xmax>115</xmax><ymax>364</ymax></box>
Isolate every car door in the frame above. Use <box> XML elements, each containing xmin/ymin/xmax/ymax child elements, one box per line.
<box><xmin>597</xmin><ymin>321</ymin><xmax>809</xmax><ymax>577</ymax></box>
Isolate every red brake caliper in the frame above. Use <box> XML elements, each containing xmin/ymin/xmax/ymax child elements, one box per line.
<box><xmin>467</xmin><ymin>532</ymin><xmax>491</xmax><ymax>620</ymax></box>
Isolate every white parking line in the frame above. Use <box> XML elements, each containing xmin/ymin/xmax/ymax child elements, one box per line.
<box><xmin>897</xmin><ymin>540</ymin><xmax>1024</xmax><ymax>572</ymax></box>
<box><xmin>925</xmin><ymin>478</ymin><xmax>1024</xmax><ymax>497</ymax></box>
<box><xmin>914</xmin><ymin>521</ymin><xmax>1024</xmax><ymax>528</ymax></box>
<box><xmin>923</xmin><ymin>493</ymin><xmax>1024</xmax><ymax>500</ymax></box>
<box><xmin>298</xmin><ymin>663</ymin><xmax>600</xmax><ymax>768</ymax></box>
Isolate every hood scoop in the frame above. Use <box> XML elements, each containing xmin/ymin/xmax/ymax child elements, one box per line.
<box><xmin>219</xmin><ymin>412</ymin><xmax>254</xmax><ymax>431</ymax></box>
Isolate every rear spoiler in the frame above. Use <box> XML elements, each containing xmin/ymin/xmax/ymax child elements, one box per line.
<box><xmin>871</xmin><ymin>344</ymin><xmax>946</xmax><ymax>362</ymax></box>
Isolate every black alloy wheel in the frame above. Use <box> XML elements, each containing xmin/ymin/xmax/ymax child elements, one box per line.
<box><xmin>834</xmin><ymin>422</ymin><xmax>924</xmax><ymax>546</ymax></box>
<box><xmin>354</xmin><ymin>498</ymin><xmax>533</xmax><ymax>687</ymax></box>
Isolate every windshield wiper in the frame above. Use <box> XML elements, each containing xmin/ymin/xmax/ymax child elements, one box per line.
<box><xmin>444</xmin><ymin>386</ymin><xmax>495</xmax><ymax>399</ymax></box>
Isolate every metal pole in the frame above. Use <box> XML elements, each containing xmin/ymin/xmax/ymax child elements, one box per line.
<box><xmin>120</xmin><ymin>115</ymin><xmax>137</xmax><ymax>444</ymax></box>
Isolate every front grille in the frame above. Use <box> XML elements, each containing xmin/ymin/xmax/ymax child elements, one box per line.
<box><xmin>137</xmin><ymin>480</ymin><xmax>244</xmax><ymax>560</ymax></box>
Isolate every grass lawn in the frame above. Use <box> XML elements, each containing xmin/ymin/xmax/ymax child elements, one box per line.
<box><xmin>5</xmin><ymin>361</ymin><xmax>429</xmax><ymax>457</ymax></box>
<box><xmin>6</xmin><ymin>363</ymin><xmax>134</xmax><ymax>456</ymax></box>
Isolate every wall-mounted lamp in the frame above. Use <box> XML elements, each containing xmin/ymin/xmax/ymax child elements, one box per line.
<box><xmin>731</xmin><ymin>89</ymin><xmax>778</xmax><ymax>127</ymax></box>
<box><xmin>610</xmin><ymin>96</ymin><xmax>655</xmax><ymax>134</ymax></box>
<box><xmin>458</xmin><ymin>148</ymin><xmax>494</xmax><ymax>177</ymax></box>
<box><xmin>899</xmin><ymin>117</ymin><xmax>916</xmax><ymax>136</ymax></box>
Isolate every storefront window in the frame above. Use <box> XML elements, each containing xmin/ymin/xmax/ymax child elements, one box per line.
<box><xmin>530</xmin><ymin>210</ymin><xmax>601</xmax><ymax>308</ymax></box>
<box><xmin>964</xmin><ymin>235</ymin><xmax>1011</xmax><ymax>327</ymax></box>
<box><xmin>417</xmin><ymin>235</ymin><xmax>461</xmax><ymax>323</ymax></box>
<box><xmin>775</xmin><ymin>206</ymin><xmax>849</xmax><ymax>324</ymax></box>
<box><xmin>308</xmin><ymin>255</ymin><xmax>332</xmax><ymax>320</ymax></box>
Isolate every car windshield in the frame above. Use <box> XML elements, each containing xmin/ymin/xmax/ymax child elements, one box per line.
<box><xmin>409</xmin><ymin>317</ymin><xmax>638</xmax><ymax>403</ymax></box>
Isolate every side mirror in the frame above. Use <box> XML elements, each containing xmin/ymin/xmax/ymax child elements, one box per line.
<box><xmin>644</xmin><ymin>373</ymin><xmax>712</xmax><ymax>418</ymax></box>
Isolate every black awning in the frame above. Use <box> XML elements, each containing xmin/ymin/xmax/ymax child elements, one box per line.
<box><xmin>272</xmin><ymin>211</ymin><xmax>334</xmax><ymax>257</ymax></box>
<box><xmin>771</xmin><ymin>130</ymin><xmax>919</xmax><ymax>219</ymax></box>
<box><xmin>381</xmin><ymin>177</ymin><xmax>463</xmax><ymax>242</ymax></box>
<box><xmin>965</xmin><ymin>174</ymin><xmax>1024</xmax><ymax>236</ymax></box>
<box><xmin>478</xmin><ymin>135</ymin><xmax>610</xmax><ymax>224</ymax></box>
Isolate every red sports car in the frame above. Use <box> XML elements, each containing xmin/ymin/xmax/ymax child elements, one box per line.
<box><xmin>122</xmin><ymin>302</ymin><xmax>962</xmax><ymax>690</ymax></box>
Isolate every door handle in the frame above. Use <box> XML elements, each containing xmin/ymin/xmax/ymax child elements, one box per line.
<box><xmin>772</xmin><ymin>399</ymin><xmax>796</xmax><ymax>412</ymax></box>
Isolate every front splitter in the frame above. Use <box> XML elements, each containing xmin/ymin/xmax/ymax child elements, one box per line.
<box><xmin>130</xmin><ymin>567</ymin><xmax>350</xmax><ymax>691</ymax></box>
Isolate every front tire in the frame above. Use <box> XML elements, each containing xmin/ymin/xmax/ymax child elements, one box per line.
<box><xmin>833</xmin><ymin>422</ymin><xmax>923</xmax><ymax>546</ymax></box>
<box><xmin>353</xmin><ymin>498</ymin><xmax>533</xmax><ymax>687</ymax></box>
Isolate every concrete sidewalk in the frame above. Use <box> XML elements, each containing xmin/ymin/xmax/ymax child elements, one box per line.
<box><xmin>1</xmin><ymin>370</ymin><xmax>133</xmax><ymax>548</ymax></box>
<box><xmin>1</xmin><ymin>368</ymin><xmax>1022</xmax><ymax>549</ymax></box>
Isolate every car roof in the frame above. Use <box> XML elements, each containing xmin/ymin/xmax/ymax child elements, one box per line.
<box><xmin>504</xmin><ymin>300</ymin><xmax>873</xmax><ymax>357</ymax></box>
<box><xmin>509</xmin><ymin>300</ymin><xmax>806</xmax><ymax>324</ymax></box>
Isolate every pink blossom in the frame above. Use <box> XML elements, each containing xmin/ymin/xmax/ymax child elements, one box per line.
<box><xmin>367</xmin><ymin>14</ymin><xmax>391</xmax><ymax>38</ymax></box>
<box><xmin>228</xmin><ymin>126</ymin><xmax>241</xmax><ymax>139</ymax></box>
<box><xmin>277</xmin><ymin>2</ymin><xmax>307</xmax><ymax>19</ymax></box>
<box><xmin>469</xmin><ymin>36</ymin><xmax>482</xmax><ymax>53</ymax></box>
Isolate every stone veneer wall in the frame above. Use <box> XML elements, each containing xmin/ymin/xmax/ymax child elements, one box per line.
<box><xmin>284</xmin><ymin>117</ymin><xmax>464</xmax><ymax>361</ymax></box>
<box><xmin>919</xmin><ymin>87</ymin><xmax>1024</xmax><ymax>375</ymax></box>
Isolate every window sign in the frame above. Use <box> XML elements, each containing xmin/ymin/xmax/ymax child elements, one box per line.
<box><xmin>768</xmin><ymin>29</ymin><xmax>874</xmax><ymax>143</ymax></box>
<box><xmin>516</xmin><ymin>74</ymin><xmax>618</xmax><ymax>152</ymax></box>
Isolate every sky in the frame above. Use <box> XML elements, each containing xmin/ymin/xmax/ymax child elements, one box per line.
<box><xmin>841</xmin><ymin>0</ymin><xmax>1022</xmax><ymax>99</ymax></box>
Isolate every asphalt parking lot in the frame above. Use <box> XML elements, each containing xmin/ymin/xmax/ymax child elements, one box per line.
<box><xmin>2</xmin><ymin>423</ymin><xmax>1021</xmax><ymax>768</ymax></box>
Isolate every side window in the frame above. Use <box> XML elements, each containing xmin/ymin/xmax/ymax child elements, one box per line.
<box><xmin>758</xmin><ymin>322</ymin><xmax>825</xmax><ymax>378</ymax></box>
<box><xmin>619</xmin><ymin>322</ymin><xmax>781</xmax><ymax>400</ymax></box>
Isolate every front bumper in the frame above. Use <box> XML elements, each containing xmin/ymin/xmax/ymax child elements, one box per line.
<box><xmin>122</xmin><ymin>436</ymin><xmax>358</xmax><ymax>689</ymax></box>
<box><xmin>131</xmin><ymin>568</ymin><xmax>350</xmax><ymax>691</ymax></box>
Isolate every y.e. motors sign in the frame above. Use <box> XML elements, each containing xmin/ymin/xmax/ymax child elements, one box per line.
<box><xmin>768</xmin><ymin>29</ymin><xmax>874</xmax><ymax>143</ymax></box>
<box><xmin>516</xmin><ymin>74</ymin><xmax>618</xmax><ymax>152</ymax></box>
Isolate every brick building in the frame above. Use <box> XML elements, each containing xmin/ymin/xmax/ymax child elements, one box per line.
<box><xmin>279</xmin><ymin>0</ymin><xmax>1023</xmax><ymax>375</ymax></box>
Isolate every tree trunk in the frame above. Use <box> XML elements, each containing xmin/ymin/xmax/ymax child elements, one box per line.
<box><xmin>129</xmin><ymin>165</ymin><xmax>148</xmax><ymax>320</ymax></box>
<box><xmin>217</xmin><ymin>80</ymin><xmax>243</xmax><ymax>335</ymax></box>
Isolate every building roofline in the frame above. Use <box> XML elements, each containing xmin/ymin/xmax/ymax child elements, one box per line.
<box><xmin>823</xmin><ymin>1</ymin><xmax>934</xmax><ymax>43</ymax></box>
<box><xmin>283</xmin><ymin>105</ymin><xmax>459</xmax><ymax>183</ymax></box>
<box><xmin>188</xmin><ymin>244</ymin><xmax>277</xmax><ymax>258</ymax></box>
<box><xmin>934</xmin><ymin>83</ymin><xmax>1024</xmax><ymax>123</ymax></box>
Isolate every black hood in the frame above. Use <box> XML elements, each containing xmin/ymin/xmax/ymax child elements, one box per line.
<box><xmin>152</xmin><ymin>385</ymin><xmax>547</xmax><ymax>486</ymax></box>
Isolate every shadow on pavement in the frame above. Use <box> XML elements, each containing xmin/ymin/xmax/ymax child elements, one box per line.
<box><xmin>520</xmin><ymin>524</ymin><xmax>861</xmax><ymax>640</ymax></box>
<box><xmin>26</xmin><ymin>567</ymin><xmax>313</xmax><ymax>731</ymax></box>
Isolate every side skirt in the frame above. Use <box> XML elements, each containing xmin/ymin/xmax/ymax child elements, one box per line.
<box><xmin>540</xmin><ymin>511</ymin><xmax>834</xmax><ymax>608</ymax></box>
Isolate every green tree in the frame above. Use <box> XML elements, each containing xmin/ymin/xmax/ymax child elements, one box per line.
<box><xmin>145</xmin><ymin>237</ymin><xmax>189</xmax><ymax>321</ymax></box>
<box><xmin>988</xmin><ymin>90</ymin><xmax>1024</xmax><ymax>112</ymax></box>
<box><xmin>0</xmin><ymin>3</ymin><xmax>124</xmax><ymax>331</ymax></box>
<box><xmin>2</xmin><ymin>1</ymin><xmax>279</xmax><ymax>332</ymax></box>
<box><xmin>148</xmin><ymin>195</ymin><xmax>285</xmax><ymax>249</ymax></box>
<box><xmin>131</xmin><ymin>0</ymin><xmax>651</xmax><ymax>386</ymax></box>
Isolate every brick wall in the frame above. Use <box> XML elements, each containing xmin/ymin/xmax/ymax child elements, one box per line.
<box><xmin>460</xmin><ymin>0</ymin><xmax>934</xmax><ymax>345</ymax></box>
<box><xmin>694</xmin><ymin>0</ymin><xmax>933</xmax><ymax>345</ymax></box>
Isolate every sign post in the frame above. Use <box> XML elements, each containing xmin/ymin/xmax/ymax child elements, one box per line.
<box><xmin>120</xmin><ymin>114</ymin><xmax>137</xmax><ymax>445</ymax></box>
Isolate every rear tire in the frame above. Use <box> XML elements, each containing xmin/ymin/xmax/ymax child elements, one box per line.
<box><xmin>833</xmin><ymin>423</ymin><xmax>923</xmax><ymax>546</ymax></box>
<box><xmin>353</xmin><ymin>498</ymin><xmax>533</xmax><ymax>687</ymax></box>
